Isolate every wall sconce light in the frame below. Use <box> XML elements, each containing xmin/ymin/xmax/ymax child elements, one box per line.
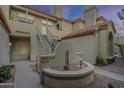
<box><xmin>9</xmin><ymin>42</ymin><xmax>12</xmax><ymax>46</ymax></box>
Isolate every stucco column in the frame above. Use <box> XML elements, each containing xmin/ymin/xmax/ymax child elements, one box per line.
<box><xmin>30</xmin><ymin>23</ymin><xmax>37</xmax><ymax>62</ymax></box>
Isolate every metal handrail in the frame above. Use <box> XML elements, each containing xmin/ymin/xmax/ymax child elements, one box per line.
<box><xmin>36</xmin><ymin>26</ymin><xmax>51</xmax><ymax>54</ymax></box>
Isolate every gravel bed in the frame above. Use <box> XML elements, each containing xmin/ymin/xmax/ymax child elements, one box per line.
<box><xmin>95</xmin><ymin>57</ymin><xmax>124</xmax><ymax>75</ymax></box>
<box><xmin>84</xmin><ymin>73</ymin><xmax>124</xmax><ymax>88</ymax></box>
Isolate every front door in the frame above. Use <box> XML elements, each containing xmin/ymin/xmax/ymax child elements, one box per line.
<box><xmin>10</xmin><ymin>37</ymin><xmax>30</xmax><ymax>61</ymax></box>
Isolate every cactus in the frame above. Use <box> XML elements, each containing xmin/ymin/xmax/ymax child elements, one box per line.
<box><xmin>63</xmin><ymin>50</ymin><xmax>69</xmax><ymax>70</ymax></box>
<box><xmin>65</xmin><ymin>50</ymin><xmax>69</xmax><ymax>65</ymax></box>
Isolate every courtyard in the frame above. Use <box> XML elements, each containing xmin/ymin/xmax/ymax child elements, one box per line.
<box><xmin>12</xmin><ymin>61</ymin><xmax>41</xmax><ymax>88</ymax></box>
<box><xmin>95</xmin><ymin>58</ymin><xmax>124</xmax><ymax>75</ymax></box>
<box><xmin>11</xmin><ymin>57</ymin><xmax>124</xmax><ymax>88</ymax></box>
<box><xmin>88</xmin><ymin>57</ymin><xmax>124</xmax><ymax>88</ymax></box>
<box><xmin>0</xmin><ymin>5</ymin><xmax>124</xmax><ymax>88</ymax></box>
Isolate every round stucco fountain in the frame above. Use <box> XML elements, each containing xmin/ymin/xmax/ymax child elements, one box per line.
<box><xmin>41</xmin><ymin>41</ymin><xmax>94</xmax><ymax>88</ymax></box>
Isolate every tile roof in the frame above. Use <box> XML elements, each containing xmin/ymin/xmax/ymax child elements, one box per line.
<box><xmin>22</xmin><ymin>6</ymin><xmax>108</xmax><ymax>24</ymax></box>
<box><xmin>12</xmin><ymin>6</ymin><xmax>116</xmax><ymax>37</ymax></box>
<box><xmin>72</xmin><ymin>18</ymin><xmax>85</xmax><ymax>24</ymax></box>
<box><xmin>61</xmin><ymin>23</ymin><xmax>109</xmax><ymax>40</ymax></box>
<box><xmin>23</xmin><ymin>5</ymin><xmax>116</xmax><ymax>40</ymax></box>
<box><xmin>22</xmin><ymin>5</ymin><xmax>72</xmax><ymax>23</ymax></box>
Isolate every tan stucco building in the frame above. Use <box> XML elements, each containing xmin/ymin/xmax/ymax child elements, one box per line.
<box><xmin>0</xmin><ymin>7</ymin><xmax>11</xmax><ymax>66</ymax></box>
<box><xmin>62</xmin><ymin>6</ymin><xmax>116</xmax><ymax>64</ymax></box>
<box><xmin>0</xmin><ymin>5</ymin><xmax>116</xmax><ymax>66</ymax></box>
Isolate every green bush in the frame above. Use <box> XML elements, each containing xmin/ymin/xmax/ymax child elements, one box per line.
<box><xmin>96</xmin><ymin>56</ymin><xmax>100</xmax><ymax>64</ymax></box>
<box><xmin>102</xmin><ymin>60</ymin><xmax>107</xmax><ymax>65</ymax></box>
<box><xmin>96</xmin><ymin>56</ymin><xmax>106</xmax><ymax>65</ymax></box>
<box><xmin>0</xmin><ymin>65</ymin><xmax>11</xmax><ymax>81</ymax></box>
<box><xmin>107</xmin><ymin>57</ymin><xmax>115</xmax><ymax>64</ymax></box>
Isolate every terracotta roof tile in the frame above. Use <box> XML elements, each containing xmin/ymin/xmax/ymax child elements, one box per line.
<box><xmin>72</xmin><ymin>18</ymin><xmax>85</xmax><ymax>24</ymax></box>
<box><xmin>21</xmin><ymin>6</ymin><xmax>109</xmax><ymax>25</ymax></box>
<box><xmin>62</xmin><ymin>23</ymin><xmax>109</xmax><ymax>40</ymax></box>
<box><xmin>22</xmin><ymin>5</ymin><xmax>72</xmax><ymax>23</ymax></box>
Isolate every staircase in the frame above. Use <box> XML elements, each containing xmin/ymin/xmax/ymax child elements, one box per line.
<box><xmin>36</xmin><ymin>24</ymin><xmax>59</xmax><ymax>72</ymax></box>
<box><xmin>36</xmin><ymin>26</ymin><xmax>58</xmax><ymax>54</ymax></box>
<box><xmin>36</xmin><ymin>27</ymin><xmax>51</xmax><ymax>54</ymax></box>
<box><xmin>43</xmin><ymin>35</ymin><xmax>58</xmax><ymax>53</ymax></box>
<box><xmin>50</xmin><ymin>42</ymin><xmax>56</xmax><ymax>52</ymax></box>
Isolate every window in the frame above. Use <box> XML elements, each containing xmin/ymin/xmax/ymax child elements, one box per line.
<box><xmin>18</xmin><ymin>13</ymin><xmax>26</xmax><ymax>18</ymax></box>
<box><xmin>56</xmin><ymin>23</ymin><xmax>60</xmax><ymax>30</ymax></box>
<box><xmin>41</xmin><ymin>25</ymin><xmax>47</xmax><ymax>35</ymax></box>
<box><xmin>56</xmin><ymin>21</ymin><xmax>62</xmax><ymax>31</ymax></box>
<box><xmin>41</xmin><ymin>19</ymin><xmax>53</xmax><ymax>26</ymax></box>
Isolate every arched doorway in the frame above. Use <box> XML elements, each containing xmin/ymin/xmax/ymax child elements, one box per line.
<box><xmin>108</xmin><ymin>32</ymin><xmax>114</xmax><ymax>56</ymax></box>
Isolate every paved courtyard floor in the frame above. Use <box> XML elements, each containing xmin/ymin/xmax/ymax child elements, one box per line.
<box><xmin>12</xmin><ymin>61</ymin><xmax>42</xmax><ymax>88</ymax></box>
<box><xmin>11</xmin><ymin>58</ymin><xmax>124</xmax><ymax>88</ymax></box>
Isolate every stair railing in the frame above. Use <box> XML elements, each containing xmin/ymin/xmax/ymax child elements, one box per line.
<box><xmin>36</xmin><ymin>26</ymin><xmax>51</xmax><ymax>54</ymax></box>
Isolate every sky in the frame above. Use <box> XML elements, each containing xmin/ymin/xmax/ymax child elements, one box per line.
<box><xmin>32</xmin><ymin>5</ymin><xmax>124</xmax><ymax>34</ymax></box>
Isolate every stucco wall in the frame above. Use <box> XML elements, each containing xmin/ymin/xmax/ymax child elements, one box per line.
<box><xmin>57</xmin><ymin>21</ymin><xmax>73</xmax><ymax>38</ymax></box>
<box><xmin>1</xmin><ymin>5</ymin><xmax>10</xmax><ymax>21</ymax></box>
<box><xmin>8</xmin><ymin>8</ymin><xmax>74</xmax><ymax>62</ymax></box>
<box><xmin>98</xmin><ymin>30</ymin><xmax>108</xmax><ymax>60</ymax></box>
<box><xmin>62</xmin><ymin>28</ymin><xmax>114</xmax><ymax>64</ymax></box>
<box><xmin>49</xmin><ymin>21</ymin><xmax>73</xmax><ymax>38</ymax></box>
<box><xmin>9</xmin><ymin>19</ymin><xmax>57</xmax><ymax>62</ymax></box>
<box><xmin>96</xmin><ymin>20</ymin><xmax>105</xmax><ymax>25</ymax></box>
<box><xmin>73</xmin><ymin>22</ymin><xmax>85</xmax><ymax>32</ymax></box>
<box><xmin>94</xmin><ymin>30</ymin><xmax>108</xmax><ymax>61</ymax></box>
<box><xmin>9</xmin><ymin>20</ymin><xmax>34</xmax><ymax>35</ymax></box>
<box><xmin>55</xmin><ymin>41</ymin><xmax>76</xmax><ymax>67</ymax></box>
<box><xmin>98</xmin><ymin>26</ymin><xmax>115</xmax><ymax>61</ymax></box>
<box><xmin>64</xmin><ymin>35</ymin><xmax>96</xmax><ymax>64</ymax></box>
<box><xmin>0</xmin><ymin>24</ymin><xmax>10</xmax><ymax>66</ymax></box>
<box><xmin>9</xmin><ymin>20</ymin><xmax>39</xmax><ymax>61</ymax></box>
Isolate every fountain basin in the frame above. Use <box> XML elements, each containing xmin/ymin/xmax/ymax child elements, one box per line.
<box><xmin>42</xmin><ymin>61</ymin><xmax>94</xmax><ymax>88</ymax></box>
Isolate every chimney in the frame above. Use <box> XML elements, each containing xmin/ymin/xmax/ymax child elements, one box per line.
<box><xmin>53</xmin><ymin>5</ymin><xmax>63</xmax><ymax>18</ymax></box>
<box><xmin>84</xmin><ymin>5</ymin><xmax>98</xmax><ymax>27</ymax></box>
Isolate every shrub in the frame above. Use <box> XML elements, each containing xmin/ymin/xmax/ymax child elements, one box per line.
<box><xmin>107</xmin><ymin>57</ymin><xmax>115</xmax><ymax>64</ymax></box>
<box><xmin>96</xmin><ymin>56</ymin><xmax>106</xmax><ymax>65</ymax></box>
<box><xmin>96</xmin><ymin>56</ymin><xmax>100</xmax><ymax>64</ymax></box>
<box><xmin>102</xmin><ymin>60</ymin><xmax>107</xmax><ymax>65</ymax></box>
<box><xmin>0</xmin><ymin>65</ymin><xmax>11</xmax><ymax>82</ymax></box>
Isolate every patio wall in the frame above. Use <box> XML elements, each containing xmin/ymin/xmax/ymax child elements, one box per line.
<box><xmin>0</xmin><ymin>24</ymin><xmax>10</xmax><ymax>66</ymax></box>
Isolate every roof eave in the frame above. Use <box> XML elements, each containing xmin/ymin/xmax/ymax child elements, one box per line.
<box><xmin>62</xmin><ymin>23</ymin><xmax>109</xmax><ymax>40</ymax></box>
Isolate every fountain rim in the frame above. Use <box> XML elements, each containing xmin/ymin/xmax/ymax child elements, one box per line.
<box><xmin>43</xmin><ymin>61</ymin><xmax>94</xmax><ymax>78</ymax></box>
